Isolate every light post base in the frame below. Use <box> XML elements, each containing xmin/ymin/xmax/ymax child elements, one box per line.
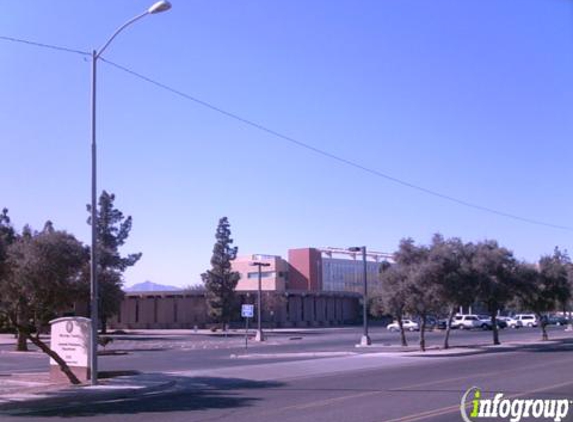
<box><xmin>360</xmin><ymin>334</ymin><xmax>372</xmax><ymax>347</ymax></box>
<box><xmin>255</xmin><ymin>330</ymin><xmax>265</xmax><ymax>342</ymax></box>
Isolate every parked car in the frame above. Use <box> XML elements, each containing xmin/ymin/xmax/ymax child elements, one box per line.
<box><xmin>413</xmin><ymin>316</ymin><xmax>438</xmax><ymax>330</ymax></box>
<box><xmin>436</xmin><ymin>319</ymin><xmax>449</xmax><ymax>330</ymax></box>
<box><xmin>498</xmin><ymin>316</ymin><xmax>522</xmax><ymax>329</ymax></box>
<box><xmin>514</xmin><ymin>314</ymin><xmax>538</xmax><ymax>327</ymax></box>
<box><xmin>477</xmin><ymin>315</ymin><xmax>506</xmax><ymax>330</ymax></box>
<box><xmin>542</xmin><ymin>315</ymin><xmax>569</xmax><ymax>326</ymax></box>
<box><xmin>387</xmin><ymin>319</ymin><xmax>419</xmax><ymax>332</ymax></box>
<box><xmin>450</xmin><ymin>314</ymin><xmax>481</xmax><ymax>330</ymax></box>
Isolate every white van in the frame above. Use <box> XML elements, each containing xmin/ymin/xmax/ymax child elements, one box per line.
<box><xmin>451</xmin><ymin>314</ymin><xmax>481</xmax><ymax>330</ymax></box>
<box><xmin>514</xmin><ymin>314</ymin><xmax>538</xmax><ymax>327</ymax></box>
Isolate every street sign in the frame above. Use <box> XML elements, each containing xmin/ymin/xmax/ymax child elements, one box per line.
<box><xmin>241</xmin><ymin>304</ymin><xmax>254</xmax><ymax>318</ymax></box>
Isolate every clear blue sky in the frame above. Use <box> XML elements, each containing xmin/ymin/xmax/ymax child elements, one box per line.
<box><xmin>2</xmin><ymin>0</ymin><xmax>572</xmax><ymax>288</ymax></box>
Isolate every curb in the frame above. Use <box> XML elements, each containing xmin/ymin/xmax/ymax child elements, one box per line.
<box><xmin>0</xmin><ymin>378</ymin><xmax>176</xmax><ymax>414</ymax></box>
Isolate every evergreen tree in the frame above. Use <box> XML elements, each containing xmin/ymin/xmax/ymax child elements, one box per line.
<box><xmin>471</xmin><ymin>240</ymin><xmax>517</xmax><ymax>345</ymax></box>
<box><xmin>0</xmin><ymin>209</ymin><xmax>23</xmax><ymax>350</ymax></box>
<box><xmin>87</xmin><ymin>191</ymin><xmax>142</xmax><ymax>333</ymax></box>
<box><xmin>201</xmin><ymin>217</ymin><xmax>240</xmax><ymax>326</ymax></box>
<box><xmin>515</xmin><ymin>248</ymin><xmax>572</xmax><ymax>341</ymax></box>
<box><xmin>0</xmin><ymin>209</ymin><xmax>16</xmax><ymax>284</ymax></box>
<box><xmin>2</xmin><ymin>224</ymin><xmax>88</xmax><ymax>384</ymax></box>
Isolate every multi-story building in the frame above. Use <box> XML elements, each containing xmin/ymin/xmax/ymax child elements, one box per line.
<box><xmin>288</xmin><ymin>247</ymin><xmax>392</xmax><ymax>293</ymax></box>
<box><xmin>232</xmin><ymin>254</ymin><xmax>289</xmax><ymax>291</ymax></box>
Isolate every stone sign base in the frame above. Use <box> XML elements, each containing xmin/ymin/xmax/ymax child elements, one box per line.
<box><xmin>49</xmin><ymin>364</ymin><xmax>90</xmax><ymax>383</ymax></box>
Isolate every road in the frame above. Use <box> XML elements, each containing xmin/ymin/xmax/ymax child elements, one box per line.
<box><xmin>1</xmin><ymin>327</ymin><xmax>572</xmax><ymax>422</ymax></box>
<box><xmin>1</xmin><ymin>325</ymin><xmax>566</xmax><ymax>374</ymax></box>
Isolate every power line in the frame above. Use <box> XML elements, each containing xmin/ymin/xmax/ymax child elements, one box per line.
<box><xmin>0</xmin><ymin>35</ymin><xmax>89</xmax><ymax>56</ymax></box>
<box><xmin>100</xmin><ymin>58</ymin><xmax>573</xmax><ymax>232</ymax></box>
<box><xmin>1</xmin><ymin>35</ymin><xmax>572</xmax><ymax>232</ymax></box>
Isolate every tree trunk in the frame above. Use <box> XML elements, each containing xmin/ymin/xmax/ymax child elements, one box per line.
<box><xmin>16</xmin><ymin>329</ymin><xmax>28</xmax><ymax>352</ymax></box>
<box><xmin>537</xmin><ymin>313</ymin><xmax>548</xmax><ymax>341</ymax></box>
<box><xmin>397</xmin><ymin>316</ymin><xmax>408</xmax><ymax>347</ymax></box>
<box><xmin>419</xmin><ymin>315</ymin><xmax>427</xmax><ymax>352</ymax></box>
<box><xmin>27</xmin><ymin>334</ymin><xmax>81</xmax><ymax>385</ymax></box>
<box><xmin>443</xmin><ymin>306</ymin><xmax>456</xmax><ymax>350</ymax></box>
<box><xmin>15</xmin><ymin>306</ymin><xmax>28</xmax><ymax>352</ymax></box>
<box><xmin>491</xmin><ymin>313</ymin><xmax>500</xmax><ymax>345</ymax></box>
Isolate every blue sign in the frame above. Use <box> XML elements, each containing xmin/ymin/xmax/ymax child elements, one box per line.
<box><xmin>241</xmin><ymin>304</ymin><xmax>254</xmax><ymax>318</ymax></box>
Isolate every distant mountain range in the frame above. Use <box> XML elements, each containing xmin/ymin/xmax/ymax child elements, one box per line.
<box><xmin>124</xmin><ymin>281</ymin><xmax>180</xmax><ymax>292</ymax></box>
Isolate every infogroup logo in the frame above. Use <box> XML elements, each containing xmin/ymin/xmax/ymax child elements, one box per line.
<box><xmin>460</xmin><ymin>386</ymin><xmax>571</xmax><ymax>422</ymax></box>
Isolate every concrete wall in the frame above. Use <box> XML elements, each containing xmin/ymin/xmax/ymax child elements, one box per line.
<box><xmin>109</xmin><ymin>290</ymin><xmax>360</xmax><ymax>329</ymax></box>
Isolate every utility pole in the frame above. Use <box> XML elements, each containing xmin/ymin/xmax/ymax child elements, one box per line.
<box><xmin>250</xmin><ymin>261</ymin><xmax>270</xmax><ymax>341</ymax></box>
<box><xmin>349</xmin><ymin>246</ymin><xmax>371</xmax><ymax>346</ymax></box>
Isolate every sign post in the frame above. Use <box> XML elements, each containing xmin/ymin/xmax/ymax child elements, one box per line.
<box><xmin>241</xmin><ymin>304</ymin><xmax>254</xmax><ymax>350</ymax></box>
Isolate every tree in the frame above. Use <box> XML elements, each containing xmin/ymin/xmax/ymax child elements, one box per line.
<box><xmin>395</xmin><ymin>239</ymin><xmax>442</xmax><ymax>352</ymax></box>
<box><xmin>201</xmin><ymin>217</ymin><xmax>240</xmax><ymax>327</ymax></box>
<box><xmin>0</xmin><ymin>225</ymin><xmax>88</xmax><ymax>384</ymax></box>
<box><xmin>471</xmin><ymin>240</ymin><xmax>517</xmax><ymax>345</ymax></box>
<box><xmin>0</xmin><ymin>209</ymin><xmax>23</xmax><ymax>350</ymax></box>
<box><xmin>262</xmin><ymin>292</ymin><xmax>288</xmax><ymax>329</ymax></box>
<box><xmin>516</xmin><ymin>248</ymin><xmax>572</xmax><ymax>341</ymax></box>
<box><xmin>375</xmin><ymin>264</ymin><xmax>410</xmax><ymax>347</ymax></box>
<box><xmin>427</xmin><ymin>235</ymin><xmax>476</xmax><ymax>349</ymax></box>
<box><xmin>87</xmin><ymin>191</ymin><xmax>142</xmax><ymax>333</ymax></box>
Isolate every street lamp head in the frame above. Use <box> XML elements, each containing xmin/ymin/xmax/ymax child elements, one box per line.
<box><xmin>348</xmin><ymin>247</ymin><xmax>362</xmax><ymax>252</ymax></box>
<box><xmin>148</xmin><ymin>1</ymin><xmax>172</xmax><ymax>14</ymax></box>
<box><xmin>250</xmin><ymin>261</ymin><xmax>271</xmax><ymax>267</ymax></box>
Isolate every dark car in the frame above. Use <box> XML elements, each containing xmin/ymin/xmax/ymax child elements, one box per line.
<box><xmin>543</xmin><ymin>315</ymin><xmax>569</xmax><ymax>326</ymax></box>
<box><xmin>478</xmin><ymin>315</ymin><xmax>507</xmax><ymax>330</ymax></box>
<box><xmin>413</xmin><ymin>316</ymin><xmax>438</xmax><ymax>330</ymax></box>
<box><xmin>436</xmin><ymin>319</ymin><xmax>449</xmax><ymax>329</ymax></box>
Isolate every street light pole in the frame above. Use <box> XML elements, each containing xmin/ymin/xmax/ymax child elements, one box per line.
<box><xmin>250</xmin><ymin>262</ymin><xmax>270</xmax><ymax>342</ymax></box>
<box><xmin>349</xmin><ymin>246</ymin><xmax>371</xmax><ymax>346</ymax></box>
<box><xmin>89</xmin><ymin>1</ymin><xmax>171</xmax><ymax>386</ymax></box>
<box><xmin>89</xmin><ymin>48</ymin><xmax>99</xmax><ymax>385</ymax></box>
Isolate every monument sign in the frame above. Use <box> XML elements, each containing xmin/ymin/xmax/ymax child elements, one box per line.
<box><xmin>49</xmin><ymin>316</ymin><xmax>91</xmax><ymax>382</ymax></box>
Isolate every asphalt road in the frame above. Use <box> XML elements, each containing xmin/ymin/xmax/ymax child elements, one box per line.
<box><xmin>1</xmin><ymin>325</ymin><xmax>566</xmax><ymax>374</ymax></box>
<box><xmin>0</xmin><ymin>330</ymin><xmax>573</xmax><ymax>422</ymax></box>
<box><xmin>2</xmin><ymin>334</ymin><xmax>573</xmax><ymax>422</ymax></box>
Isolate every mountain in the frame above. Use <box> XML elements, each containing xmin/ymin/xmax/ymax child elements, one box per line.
<box><xmin>124</xmin><ymin>281</ymin><xmax>180</xmax><ymax>292</ymax></box>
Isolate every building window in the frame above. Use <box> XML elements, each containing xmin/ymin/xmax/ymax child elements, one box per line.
<box><xmin>135</xmin><ymin>299</ymin><xmax>139</xmax><ymax>323</ymax></box>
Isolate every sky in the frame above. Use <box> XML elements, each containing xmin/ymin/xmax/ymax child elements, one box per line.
<box><xmin>1</xmin><ymin>0</ymin><xmax>573</xmax><ymax>288</ymax></box>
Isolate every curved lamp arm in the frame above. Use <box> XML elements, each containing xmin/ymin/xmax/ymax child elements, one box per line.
<box><xmin>95</xmin><ymin>1</ymin><xmax>171</xmax><ymax>59</ymax></box>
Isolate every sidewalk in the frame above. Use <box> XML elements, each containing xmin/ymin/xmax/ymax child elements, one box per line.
<box><xmin>0</xmin><ymin>371</ymin><xmax>175</xmax><ymax>414</ymax></box>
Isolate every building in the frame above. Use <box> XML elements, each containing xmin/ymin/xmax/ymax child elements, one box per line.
<box><xmin>288</xmin><ymin>247</ymin><xmax>393</xmax><ymax>293</ymax></box>
<box><xmin>232</xmin><ymin>254</ymin><xmax>289</xmax><ymax>292</ymax></box>
<box><xmin>105</xmin><ymin>246</ymin><xmax>391</xmax><ymax>330</ymax></box>
<box><xmin>108</xmin><ymin>290</ymin><xmax>360</xmax><ymax>329</ymax></box>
